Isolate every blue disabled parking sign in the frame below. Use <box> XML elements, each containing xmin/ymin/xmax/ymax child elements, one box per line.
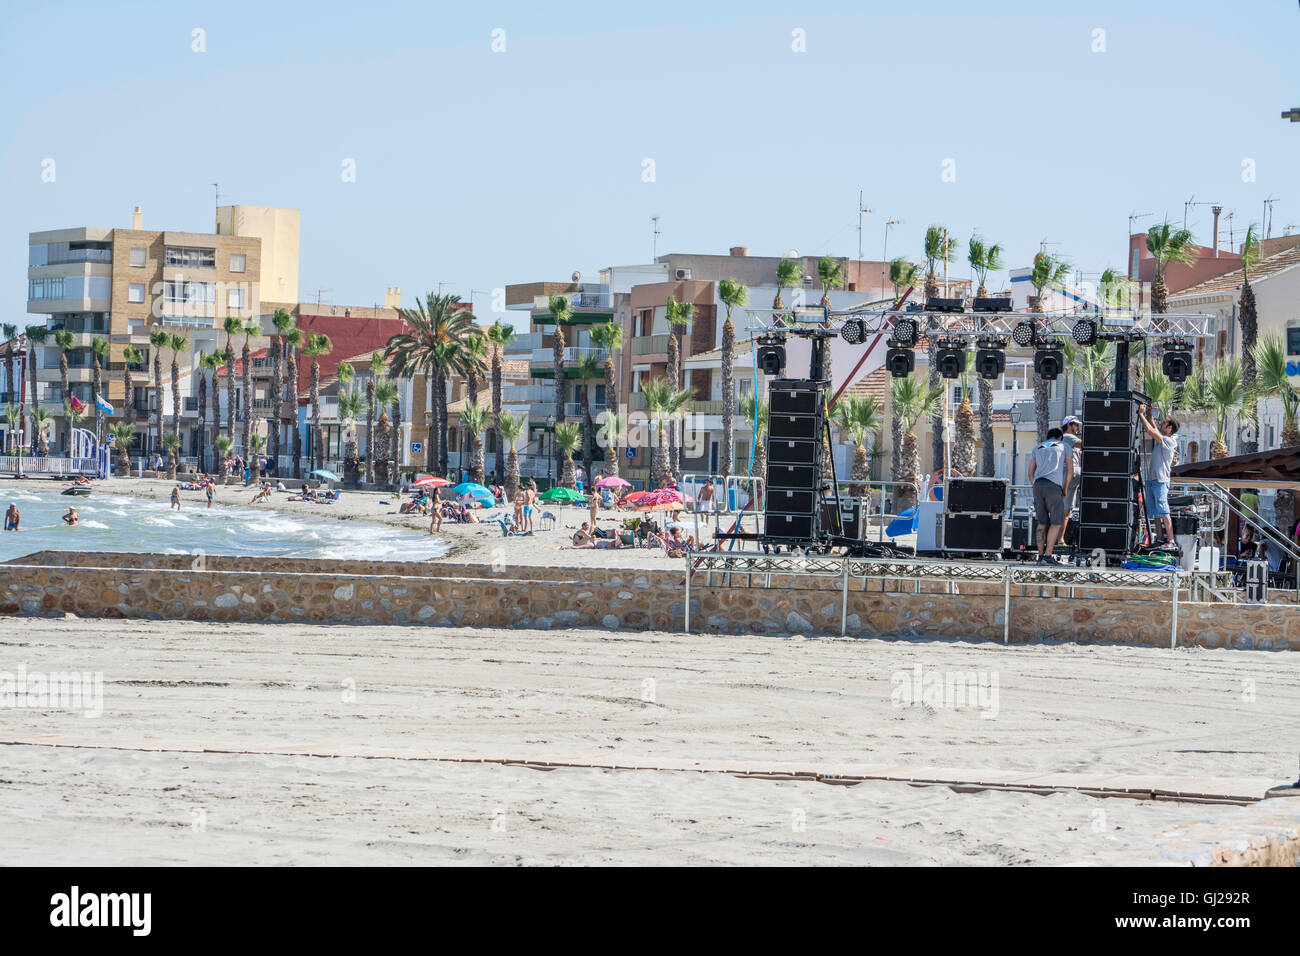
<box><xmin>411</xmin><ymin>442</ymin><xmax>422</xmax><ymax>454</ymax></box>
<box><xmin>626</xmin><ymin>447</ymin><xmax>636</xmax><ymax>459</ymax></box>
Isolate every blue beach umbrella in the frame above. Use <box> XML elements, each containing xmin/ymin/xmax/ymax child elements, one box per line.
<box><xmin>452</xmin><ymin>482</ymin><xmax>494</xmax><ymax>505</ymax></box>
<box><xmin>311</xmin><ymin>469</ymin><xmax>342</xmax><ymax>482</ymax></box>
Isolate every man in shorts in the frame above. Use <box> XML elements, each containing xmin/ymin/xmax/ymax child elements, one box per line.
<box><xmin>1027</xmin><ymin>427</ymin><xmax>1073</xmax><ymax>565</ymax></box>
<box><xmin>1138</xmin><ymin>404</ymin><xmax>1179</xmax><ymax>548</ymax></box>
<box><xmin>523</xmin><ymin>481</ymin><xmax>537</xmax><ymax>533</ymax></box>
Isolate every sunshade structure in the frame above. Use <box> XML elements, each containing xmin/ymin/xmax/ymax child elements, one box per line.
<box><xmin>594</xmin><ymin>476</ymin><xmax>632</xmax><ymax>489</ymax></box>
<box><xmin>619</xmin><ymin>490</ymin><xmax>651</xmax><ymax>506</ymax></box>
<box><xmin>539</xmin><ymin>486</ymin><xmax>586</xmax><ymax>502</ymax></box>
<box><xmin>411</xmin><ymin>476</ymin><xmax>451</xmax><ymax>488</ymax></box>
<box><xmin>311</xmin><ymin>469</ymin><xmax>341</xmax><ymax>482</ymax></box>
<box><xmin>636</xmin><ymin>488</ymin><xmax>692</xmax><ymax>511</ymax></box>
<box><xmin>452</xmin><ymin>482</ymin><xmax>494</xmax><ymax>505</ymax></box>
<box><xmin>1172</xmin><ymin>446</ymin><xmax>1300</xmax><ymax>555</ymax></box>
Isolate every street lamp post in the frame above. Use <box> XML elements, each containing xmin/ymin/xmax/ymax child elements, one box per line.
<box><xmin>1010</xmin><ymin>402</ymin><xmax>1026</xmax><ymax>487</ymax></box>
<box><xmin>546</xmin><ymin>414</ymin><xmax>555</xmax><ymax>486</ymax></box>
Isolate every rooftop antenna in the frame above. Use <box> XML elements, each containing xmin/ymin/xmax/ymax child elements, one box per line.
<box><xmin>1226</xmin><ymin>210</ymin><xmax>1236</xmax><ymax>250</ymax></box>
<box><xmin>857</xmin><ymin>191</ymin><xmax>872</xmax><ymax>261</ymax></box>
<box><xmin>1183</xmin><ymin>194</ymin><xmax>1195</xmax><ymax>230</ymax></box>
<box><xmin>1263</xmin><ymin>196</ymin><xmax>1279</xmax><ymax>238</ymax></box>
<box><xmin>883</xmin><ymin>218</ymin><xmax>901</xmax><ymax>264</ymax></box>
<box><xmin>651</xmin><ymin>215</ymin><xmax>661</xmax><ymax>261</ymax></box>
<box><xmin>312</xmin><ymin>288</ymin><xmax>333</xmax><ymax>307</ymax></box>
<box><xmin>212</xmin><ymin>183</ymin><xmax>221</xmax><ymax>231</ymax></box>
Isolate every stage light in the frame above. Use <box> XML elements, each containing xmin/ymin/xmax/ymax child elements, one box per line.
<box><xmin>1162</xmin><ymin>349</ymin><xmax>1193</xmax><ymax>383</ymax></box>
<box><xmin>975</xmin><ymin>348</ymin><xmax>1005</xmax><ymax>380</ymax></box>
<box><xmin>892</xmin><ymin>317</ymin><xmax>918</xmax><ymax>347</ymax></box>
<box><xmin>1012</xmin><ymin>321</ymin><xmax>1036</xmax><ymax>348</ymax></box>
<box><xmin>936</xmin><ymin>344</ymin><xmax>966</xmax><ymax>379</ymax></box>
<box><xmin>1071</xmin><ymin>318</ymin><xmax>1098</xmax><ymax>345</ymax></box>
<box><xmin>757</xmin><ymin>344</ymin><xmax>786</xmax><ymax>376</ymax></box>
<box><xmin>972</xmin><ymin>296</ymin><xmax>1013</xmax><ymax>313</ymax></box>
<box><xmin>886</xmin><ymin>348</ymin><xmax>915</xmax><ymax>378</ymax></box>
<box><xmin>840</xmin><ymin>318</ymin><xmax>865</xmax><ymax>344</ymax></box>
<box><xmin>925</xmin><ymin>296</ymin><xmax>965</xmax><ymax>314</ymax></box>
<box><xmin>1034</xmin><ymin>348</ymin><xmax>1064</xmax><ymax>381</ymax></box>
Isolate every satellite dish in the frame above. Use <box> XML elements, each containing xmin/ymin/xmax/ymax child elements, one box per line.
<box><xmin>785</xmin><ymin>249</ymin><xmax>799</xmax><ymax>259</ymax></box>
<box><xmin>571</xmin><ymin>271</ymin><xmax>581</xmax><ymax>284</ymax></box>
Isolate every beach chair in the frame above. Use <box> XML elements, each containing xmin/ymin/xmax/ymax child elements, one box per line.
<box><xmin>538</xmin><ymin>510</ymin><xmax>556</xmax><ymax>532</ymax></box>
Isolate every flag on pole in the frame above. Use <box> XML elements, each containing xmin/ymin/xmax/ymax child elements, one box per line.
<box><xmin>69</xmin><ymin>395</ymin><xmax>86</xmax><ymax>413</ymax></box>
<box><xmin>95</xmin><ymin>393</ymin><xmax>114</xmax><ymax>415</ymax></box>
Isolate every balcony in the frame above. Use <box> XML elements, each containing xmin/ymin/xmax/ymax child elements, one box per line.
<box><xmin>502</xmin><ymin>384</ymin><xmax>556</xmax><ymax>404</ymax></box>
<box><xmin>632</xmin><ymin>334</ymin><xmax>669</xmax><ymax>356</ymax></box>
<box><xmin>160</xmin><ymin>311</ymin><xmax>216</xmax><ymax>330</ymax></box>
<box><xmin>529</xmin><ymin>347</ymin><xmax>607</xmax><ymax>366</ymax></box>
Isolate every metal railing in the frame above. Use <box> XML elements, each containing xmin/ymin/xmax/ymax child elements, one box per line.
<box><xmin>632</xmin><ymin>334</ymin><xmax>669</xmax><ymax>355</ymax></box>
<box><xmin>529</xmin><ymin>347</ymin><xmax>607</xmax><ymax>365</ymax></box>
<box><xmin>0</xmin><ymin>456</ymin><xmax>99</xmax><ymax>476</ymax></box>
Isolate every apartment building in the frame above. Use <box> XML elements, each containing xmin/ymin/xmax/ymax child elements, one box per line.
<box><xmin>26</xmin><ymin>204</ymin><xmax>296</xmax><ymax>456</ymax></box>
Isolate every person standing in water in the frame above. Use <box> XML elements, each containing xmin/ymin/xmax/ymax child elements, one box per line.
<box><xmin>4</xmin><ymin>504</ymin><xmax>19</xmax><ymax>530</ymax></box>
<box><xmin>62</xmin><ymin>507</ymin><xmax>79</xmax><ymax>525</ymax></box>
<box><xmin>206</xmin><ymin>482</ymin><xmax>214</xmax><ymax>509</ymax></box>
<box><xmin>170</xmin><ymin>485</ymin><xmax>182</xmax><ymax>510</ymax></box>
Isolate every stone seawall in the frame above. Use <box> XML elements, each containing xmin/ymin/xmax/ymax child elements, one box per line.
<box><xmin>1</xmin><ymin>553</ymin><xmax>1297</xmax><ymax>649</ymax></box>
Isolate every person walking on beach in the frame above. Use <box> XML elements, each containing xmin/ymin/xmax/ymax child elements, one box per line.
<box><xmin>588</xmin><ymin>487</ymin><xmax>599</xmax><ymax>528</ymax></box>
<box><xmin>429</xmin><ymin>488</ymin><xmax>443</xmax><ymax>534</ymax></box>
<box><xmin>513</xmin><ymin>486</ymin><xmax>526</xmax><ymax>531</ymax></box>
<box><xmin>1028</xmin><ymin>427</ymin><xmax>1072</xmax><ymax>566</ymax></box>
<box><xmin>170</xmin><ymin>485</ymin><xmax>182</xmax><ymax>511</ymax></box>
<box><xmin>4</xmin><ymin>503</ymin><xmax>20</xmax><ymax>531</ymax></box>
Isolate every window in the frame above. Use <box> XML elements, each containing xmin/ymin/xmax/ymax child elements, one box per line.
<box><xmin>228</xmin><ymin>288</ymin><xmax>244</xmax><ymax>309</ymax></box>
<box><xmin>164</xmin><ymin>246</ymin><xmax>216</xmax><ymax>269</ymax></box>
<box><xmin>29</xmin><ymin>277</ymin><xmax>64</xmax><ymax>300</ymax></box>
<box><xmin>163</xmin><ymin>280</ymin><xmax>216</xmax><ymax>304</ymax></box>
<box><xmin>230</xmin><ymin>253</ymin><xmax>246</xmax><ymax>273</ymax></box>
<box><xmin>128</xmin><ymin>284</ymin><xmax>146</xmax><ymax>303</ymax></box>
<box><xmin>130</xmin><ymin>247</ymin><xmax>146</xmax><ymax>267</ymax></box>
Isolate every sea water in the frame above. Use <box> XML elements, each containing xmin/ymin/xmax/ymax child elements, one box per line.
<box><xmin>0</xmin><ymin>490</ymin><xmax>449</xmax><ymax>563</ymax></box>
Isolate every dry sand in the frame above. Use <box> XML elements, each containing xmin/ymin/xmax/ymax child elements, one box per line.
<box><xmin>2</xmin><ymin>616</ymin><xmax>1297</xmax><ymax>865</ymax></box>
<box><xmin>0</xmin><ymin>475</ymin><xmax>719</xmax><ymax>569</ymax></box>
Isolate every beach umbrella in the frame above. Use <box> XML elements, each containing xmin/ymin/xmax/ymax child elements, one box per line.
<box><xmin>636</xmin><ymin>489</ymin><xmax>692</xmax><ymax>511</ymax></box>
<box><xmin>411</xmin><ymin>476</ymin><xmax>451</xmax><ymax>488</ymax></box>
<box><xmin>311</xmin><ymin>469</ymin><xmax>341</xmax><ymax>482</ymax></box>
<box><xmin>594</xmin><ymin>476</ymin><xmax>631</xmax><ymax>489</ymax></box>
<box><xmin>452</xmin><ymin>482</ymin><xmax>491</xmax><ymax>498</ymax></box>
<box><xmin>539</xmin><ymin>486</ymin><xmax>585</xmax><ymax>502</ymax></box>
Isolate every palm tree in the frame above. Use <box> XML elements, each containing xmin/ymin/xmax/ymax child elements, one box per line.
<box><xmin>547</xmin><ymin>294</ymin><xmax>571</xmax><ymax>479</ymax></box>
<box><xmin>387</xmin><ymin>292</ymin><xmax>476</xmax><ymax>475</ymax></box>
<box><xmin>214</xmin><ymin>435</ymin><xmax>234</xmax><ymax>480</ymax></box>
<box><xmin>664</xmin><ymin>296</ymin><xmax>695</xmax><ymax>475</ymax></box>
<box><xmin>1237</xmin><ymin>225</ymin><xmax>1262</xmax><ymax>451</ymax></box>
<box><xmin>4</xmin><ymin>404</ymin><xmax>19</xmax><ymax>455</ymax></box>
<box><xmin>222</xmin><ymin>316</ymin><xmax>241</xmax><ymax>450</ymax></box>
<box><xmin>486</xmin><ymin>320</ymin><xmax>515</xmax><ymax>480</ymax></box>
<box><xmin>1140</xmin><ymin>365</ymin><xmax>1182</xmax><ymax>421</ymax></box>
<box><xmin>576</xmin><ymin>354</ymin><xmax>602</xmax><ymax>484</ymax></box>
<box><xmin>386</xmin><ymin>374</ymin><xmax>404</xmax><ymax>493</ymax></box>
<box><xmin>109</xmin><ymin>422</ymin><xmax>134</xmax><ymax>474</ymax></box>
<box><xmin>641</xmin><ymin>377</ymin><xmax>676</xmax><ymax>488</ymax></box>
<box><xmin>889</xmin><ymin>257</ymin><xmax>920</xmax><ymax>301</ymax></box>
<box><xmin>817</xmin><ymin>255</ymin><xmax>846</xmax><ymax>308</ymax></box>
<box><xmin>121</xmin><ymin>345</ymin><xmax>143</xmax><ymax>426</ymax></box>
<box><xmin>301</xmin><ymin>333</ymin><xmax>332</xmax><ymax>473</ymax></box>
<box><xmin>922</xmin><ymin>227</ymin><xmax>956</xmax><ymax>468</ymax></box>
<box><xmin>1146</xmin><ymin>222</ymin><xmax>1198</xmax><ymax>316</ymax></box>
<box><xmin>54</xmin><ymin>329</ymin><xmax>76</xmax><ymax>455</ymax></box>
<box><xmin>337</xmin><ymin>363</ymin><xmax>365</xmax><ymax>485</ymax></box>
<box><xmin>25</xmin><ymin>324</ymin><xmax>48</xmax><ymax>450</ymax></box>
<box><xmin>1028</xmin><ymin>252</ymin><xmax>1071</xmax><ymax>440</ymax></box>
<box><xmin>553</xmin><ymin>421</ymin><xmax>582</xmax><ymax>489</ymax></box>
<box><xmin>890</xmin><ymin>373</ymin><xmax>943</xmax><ymax>514</ymax></box>
<box><xmin>168</xmin><ymin>332</ymin><xmax>186</xmax><ymax>445</ymax></box>
<box><xmin>599</xmin><ymin>409</ymin><xmax>622</xmax><ymax>478</ymax></box>
<box><xmin>922</xmin><ymin>226</ymin><xmax>949</xmax><ymax>300</ymax></box>
<box><xmin>149</xmin><ymin>327</ymin><xmax>168</xmax><ymax>455</ymax></box>
<box><xmin>588</xmin><ymin>319</ymin><xmax>624</xmax><ymax>476</ymax></box>
<box><xmin>240</xmin><ymin>317</ymin><xmax>258</xmax><ymax>460</ymax></box>
<box><xmin>1252</xmin><ymin>332</ymin><xmax>1300</xmax><ymax>530</ymax></box>
<box><xmin>497</xmin><ymin>410</ymin><xmax>524</xmax><ymax>501</ymax></box>
<box><xmin>459</xmin><ymin>401</ymin><xmax>490</xmax><ymax>485</ymax></box>
<box><xmin>460</xmin><ymin>331</ymin><xmax>489</xmax><ymax>408</ymax></box>
<box><xmin>432</xmin><ymin>341</ymin><xmax>458</xmax><ymax>475</ymax></box>
<box><xmin>200</xmin><ymin>351</ymin><xmax>224</xmax><ymax>472</ymax></box>
<box><xmin>285</xmin><ymin>327</ymin><xmax>303</xmax><ymax>478</ymax></box>
<box><xmin>967</xmin><ymin>238</ymin><xmax>1004</xmax><ymax>477</ymax></box>
<box><xmin>718</xmin><ymin>278</ymin><xmax>747</xmax><ymax>479</ymax></box>
<box><xmin>32</xmin><ymin>407</ymin><xmax>53</xmax><ymax>457</ymax></box>
<box><xmin>739</xmin><ymin>393</ymin><xmax>770</xmax><ymax>493</ymax></box>
<box><xmin>833</xmin><ymin>394</ymin><xmax>881</xmax><ymax>496</ymax></box>
<box><xmin>774</xmin><ymin>257</ymin><xmax>800</xmax><ymax>310</ymax></box>
<box><xmin>248</xmin><ymin>434</ymin><xmax>266</xmax><ymax>483</ymax></box>
<box><xmin>1204</xmin><ymin>357</ymin><xmax>1245</xmax><ymax>459</ymax></box>
<box><xmin>371</xmin><ymin>378</ymin><xmax>399</xmax><ymax>487</ymax></box>
<box><xmin>269</xmin><ymin>308</ymin><xmax>296</xmax><ymax>472</ymax></box>
<box><xmin>365</xmin><ymin>352</ymin><xmax>384</xmax><ymax>485</ymax></box>
<box><xmin>3</xmin><ymin>325</ymin><xmax>18</xmax><ymax>436</ymax></box>
<box><xmin>90</xmin><ymin>336</ymin><xmax>109</xmax><ymax>442</ymax></box>
<box><xmin>952</xmin><ymin>359</ymin><xmax>977</xmax><ymax>476</ymax></box>
<box><xmin>162</xmin><ymin>431</ymin><xmax>181</xmax><ymax>481</ymax></box>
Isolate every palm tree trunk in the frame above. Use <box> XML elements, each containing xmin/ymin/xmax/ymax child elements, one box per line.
<box><xmin>31</xmin><ymin>348</ymin><xmax>42</xmax><ymax>457</ymax></box>
<box><xmin>561</xmin><ymin>454</ymin><xmax>575</xmax><ymax>489</ymax></box>
<box><xmin>60</xmin><ymin>352</ymin><xmax>71</xmax><ymax>456</ymax></box>
<box><xmin>224</xmin><ymin>342</ymin><xmax>235</xmax><ymax>446</ymax></box>
<box><xmin>426</xmin><ymin>368</ymin><xmax>439</xmax><ymax>475</ymax></box>
<box><xmin>491</xmin><ymin>349</ymin><xmax>503</xmax><ymax>481</ymax></box>
<box><xmin>170</xmin><ymin>356</ymin><xmax>181</xmax><ymax>446</ymax></box>
<box><xmin>390</xmin><ymin>395</ymin><xmax>401</xmax><ymax>492</ymax></box>
<box><xmin>552</xmin><ymin>324</ymin><xmax>566</xmax><ymax>480</ymax></box>
<box><xmin>365</xmin><ymin>375</ymin><xmax>376</xmax><ymax>485</ymax></box>
<box><xmin>1239</xmin><ymin>281</ymin><xmax>1259</xmax><ymax>453</ymax></box>
<box><xmin>721</xmin><ymin>316</ymin><xmax>735</xmax><ymax>479</ymax></box>
<box><xmin>507</xmin><ymin>447</ymin><xmax>519</xmax><ymax>499</ymax></box>
<box><xmin>92</xmin><ymin>357</ymin><xmax>103</xmax><ymax>442</ymax></box>
<box><xmin>241</xmin><ymin>339</ymin><xmax>252</xmax><ymax>459</ymax></box>
<box><xmin>581</xmin><ymin>396</ymin><xmax>593</xmax><ymax>485</ymax></box>
<box><xmin>850</xmin><ymin>444</ymin><xmax>869</xmax><ymax>497</ymax></box>
<box><xmin>268</xmin><ymin>337</ymin><xmax>282</xmax><ymax>474</ymax></box>
<box><xmin>310</xmin><ymin>358</ymin><xmax>321</xmax><ymax>473</ymax></box>
<box><xmin>438</xmin><ymin>370</ymin><xmax>450</xmax><ymax>478</ymax></box>
<box><xmin>666</xmin><ymin>332</ymin><xmax>680</xmax><ymax>474</ymax></box>
<box><xmin>152</xmin><ymin>350</ymin><xmax>162</xmax><ymax>458</ymax></box>
<box><xmin>651</xmin><ymin>420</ymin><xmax>667</xmax><ymax>489</ymax></box>
<box><xmin>471</xmin><ymin>436</ymin><xmax>484</xmax><ymax>485</ymax></box>
<box><xmin>197</xmin><ymin>374</ymin><xmax>207</xmax><ymax>473</ymax></box>
<box><xmin>604</xmin><ymin>357</ymin><xmax>619</xmax><ymax>477</ymax></box>
<box><xmin>954</xmin><ymin>398</ymin><xmax>976</xmax><ymax>475</ymax></box>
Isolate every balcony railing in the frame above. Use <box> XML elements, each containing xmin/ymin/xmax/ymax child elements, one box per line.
<box><xmin>632</xmin><ymin>334</ymin><xmax>669</xmax><ymax>355</ymax></box>
<box><xmin>529</xmin><ymin>347</ymin><xmax>607</xmax><ymax>365</ymax></box>
<box><xmin>160</xmin><ymin>313</ymin><xmax>216</xmax><ymax>329</ymax></box>
<box><xmin>501</xmin><ymin>385</ymin><xmax>556</xmax><ymax>404</ymax></box>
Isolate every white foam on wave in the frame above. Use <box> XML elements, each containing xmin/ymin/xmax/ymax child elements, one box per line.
<box><xmin>143</xmin><ymin>517</ymin><xmax>174</xmax><ymax>527</ymax></box>
<box><xmin>79</xmin><ymin>520</ymin><xmax>110</xmax><ymax>530</ymax></box>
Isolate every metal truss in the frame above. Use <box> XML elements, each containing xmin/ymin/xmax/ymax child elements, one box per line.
<box><xmin>743</xmin><ymin>306</ymin><xmax>1212</xmax><ymax>342</ymax></box>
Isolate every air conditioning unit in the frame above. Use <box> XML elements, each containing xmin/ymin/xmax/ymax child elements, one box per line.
<box><xmin>674</xmin><ymin>268</ymin><xmax>691</xmax><ymax>280</ymax></box>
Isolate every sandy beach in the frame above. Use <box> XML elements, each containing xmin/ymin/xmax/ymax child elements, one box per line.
<box><xmin>2</xmin><ymin>616</ymin><xmax>1297</xmax><ymax>865</ymax></box>
<box><xmin>0</xmin><ymin>475</ymin><xmax>716</xmax><ymax>569</ymax></box>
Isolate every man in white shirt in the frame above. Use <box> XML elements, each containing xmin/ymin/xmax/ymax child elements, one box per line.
<box><xmin>1027</xmin><ymin>427</ymin><xmax>1074</xmax><ymax>565</ymax></box>
<box><xmin>1138</xmin><ymin>404</ymin><xmax>1179</xmax><ymax>548</ymax></box>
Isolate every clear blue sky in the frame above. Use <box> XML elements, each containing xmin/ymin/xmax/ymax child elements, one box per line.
<box><xmin>3</xmin><ymin>0</ymin><xmax>1296</xmax><ymax>326</ymax></box>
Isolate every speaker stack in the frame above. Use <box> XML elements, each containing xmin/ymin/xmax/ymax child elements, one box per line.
<box><xmin>1078</xmin><ymin>391</ymin><xmax>1146</xmax><ymax>559</ymax></box>
<box><xmin>943</xmin><ymin>477</ymin><xmax>1008</xmax><ymax>554</ymax></box>
<box><xmin>765</xmin><ymin>379</ymin><xmax>829</xmax><ymax>544</ymax></box>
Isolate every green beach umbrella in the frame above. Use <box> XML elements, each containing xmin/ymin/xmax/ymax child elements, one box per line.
<box><xmin>539</xmin><ymin>486</ymin><xmax>586</xmax><ymax>502</ymax></box>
